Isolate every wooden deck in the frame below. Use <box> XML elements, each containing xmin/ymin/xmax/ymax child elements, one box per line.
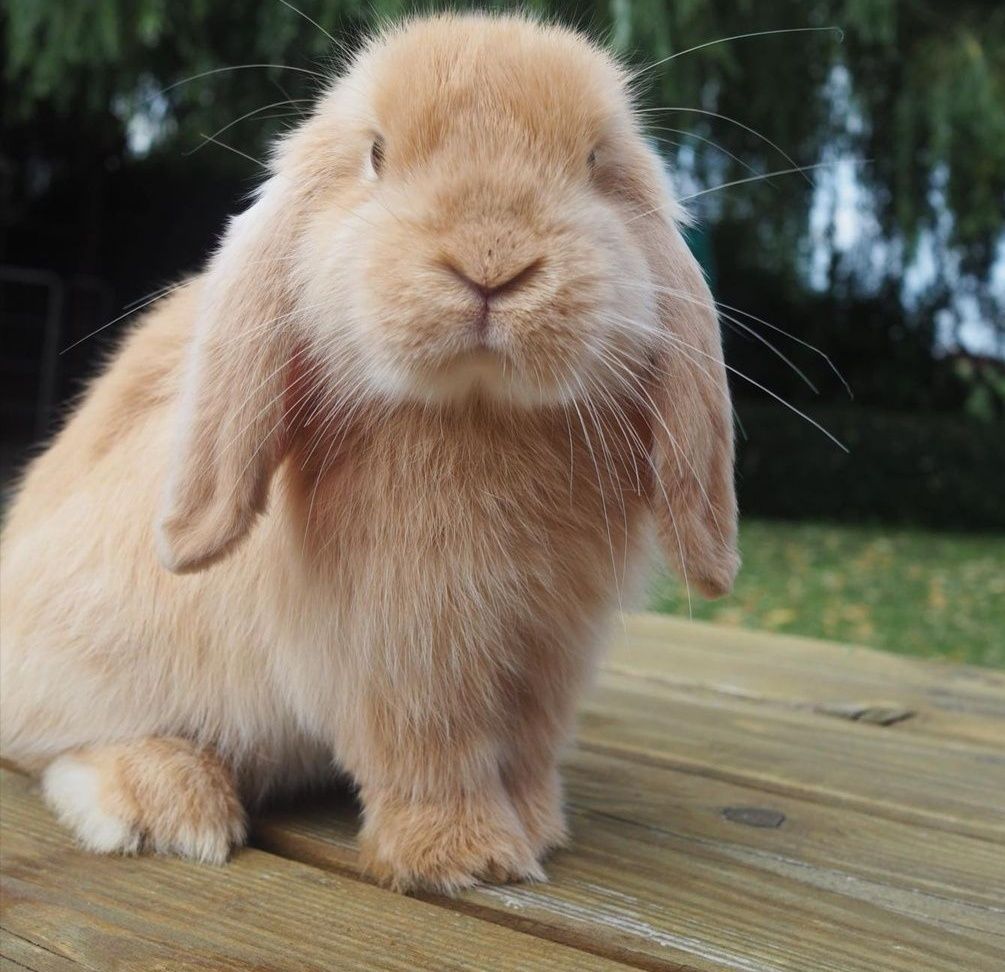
<box><xmin>2</xmin><ymin>613</ymin><xmax>1003</xmax><ymax>971</ymax></box>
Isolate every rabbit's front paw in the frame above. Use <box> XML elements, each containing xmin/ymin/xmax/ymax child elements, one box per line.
<box><xmin>509</xmin><ymin>773</ymin><xmax>569</xmax><ymax>858</ymax></box>
<box><xmin>359</xmin><ymin>790</ymin><xmax>545</xmax><ymax>893</ymax></box>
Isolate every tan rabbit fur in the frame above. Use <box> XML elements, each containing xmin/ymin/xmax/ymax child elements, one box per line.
<box><xmin>0</xmin><ymin>13</ymin><xmax>738</xmax><ymax>892</ymax></box>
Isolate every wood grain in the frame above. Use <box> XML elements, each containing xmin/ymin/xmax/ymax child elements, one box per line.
<box><xmin>5</xmin><ymin>614</ymin><xmax>1004</xmax><ymax>972</ymax></box>
<box><xmin>0</xmin><ymin>770</ymin><xmax>628</xmax><ymax>972</ymax></box>
<box><xmin>254</xmin><ymin>748</ymin><xmax>1005</xmax><ymax>972</ymax></box>
<box><xmin>607</xmin><ymin>615</ymin><xmax>1005</xmax><ymax>746</ymax></box>
<box><xmin>559</xmin><ymin>749</ymin><xmax>1004</xmax><ymax>912</ymax></box>
<box><xmin>579</xmin><ymin>670</ymin><xmax>1005</xmax><ymax>841</ymax></box>
<box><xmin>1</xmin><ymin>933</ymin><xmax>85</xmax><ymax>972</ymax></box>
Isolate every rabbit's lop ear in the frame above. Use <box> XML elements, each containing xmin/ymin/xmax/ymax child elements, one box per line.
<box><xmin>157</xmin><ymin>188</ymin><xmax>296</xmax><ymax>574</ymax></box>
<box><xmin>642</xmin><ymin>193</ymin><xmax>740</xmax><ymax>598</ymax></box>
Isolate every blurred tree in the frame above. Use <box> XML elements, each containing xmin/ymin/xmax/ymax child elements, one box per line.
<box><xmin>2</xmin><ymin>0</ymin><xmax>1003</xmax><ymax>410</ymax></box>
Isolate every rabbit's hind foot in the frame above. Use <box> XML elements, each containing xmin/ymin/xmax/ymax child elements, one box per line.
<box><xmin>42</xmin><ymin>737</ymin><xmax>246</xmax><ymax>864</ymax></box>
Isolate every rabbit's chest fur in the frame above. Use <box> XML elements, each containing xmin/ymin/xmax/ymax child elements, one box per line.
<box><xmin>262</xmin><ymin>403</ymin><xmax>652</xmax><ymax>759</ymax></box>
<box><xmin>292</xmin><ymin>402</ymin><xmax>649</xmax><ymax>625</ymax></box>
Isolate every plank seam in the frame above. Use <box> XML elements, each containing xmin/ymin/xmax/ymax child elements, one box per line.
<box><xmin>576</xmin><ymin>740</ymin><xmax>1005</xmax><ymax>845</ymax></box>
<box><xmin>564</xmin><ymin>804</ymin><xmax>1005</xmax><ymax>927</ymax></box>
<box><xmin>0</xmin><ymin>929</ymin><xmax>88</xmax><ymax>971</ymax></box>
<box><xmin>248</xmin><ymin>830</ymin><xmax>680</xmax><ymax>972</ymax></box>
<box><xmin>596</xmin><ymin>672</ymin><xmax>1005</xmax><ymax>757</ymax></box>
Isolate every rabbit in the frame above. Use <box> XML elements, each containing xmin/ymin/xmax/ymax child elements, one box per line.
<box><xmin>0</xmin><ymin>12</ymin><xmax>738</xmax><ymax>893</ymax></box>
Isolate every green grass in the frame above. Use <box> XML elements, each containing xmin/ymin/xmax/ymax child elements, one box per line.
<box><xmin>649</xmin><ymin>520</ymin><xmax>1005</xmax><ymax>668</ymax></box>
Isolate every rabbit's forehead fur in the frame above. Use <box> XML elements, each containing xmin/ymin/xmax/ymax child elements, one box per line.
<box><xmin>269</xmin><ymin>14</ymin><xmax>673</xmax><ymax>408</ymax></box>
<box><xmin>360</xmin><ymin>17</ymin><xmax>626</xmax><ymax>167</ymax></box>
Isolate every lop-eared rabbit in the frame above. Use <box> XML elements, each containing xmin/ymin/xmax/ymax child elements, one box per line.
<box><xmin>1</xmin><ymin>13</ymin><xmax>737</xmax><ymax>892</ymax></box>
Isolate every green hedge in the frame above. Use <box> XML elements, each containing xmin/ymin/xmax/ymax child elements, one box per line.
<box><xmin>734</xmin><ymin>403</ymin><xmax>1004</xmax><ymax>531</ymax></box>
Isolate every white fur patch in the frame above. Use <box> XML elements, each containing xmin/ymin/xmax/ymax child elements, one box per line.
<box><xmin>42</xmin><ymin>755</ymin><xmax>140</xmax><ymax>855</ymax></box>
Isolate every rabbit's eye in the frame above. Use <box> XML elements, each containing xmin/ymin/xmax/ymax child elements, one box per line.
<box><xmin>369</xmin><ymin>137</ymin><xmax>385</xmax><ymax>177</ymax></box>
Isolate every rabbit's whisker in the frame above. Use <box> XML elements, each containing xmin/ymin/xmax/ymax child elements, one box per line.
<box><xmin>297</xmin><ymin>366</ymin><xmax>358</xmax><ymax>445</ymax></box>
<box><xmin>561</xmin><ymin>400</ymin><xmax>576</xmax><ymax>501</ymax></box>
<box><xmin>186</xmin><ymin>99</ymin><xmax>313</xmax><ymax>155</ymax></box>
<box><xmin>583</xmin><ymin>382</ymin><xmax>628</xmax><ymax>520</ymax></box>
<box><xmin>588</xmin><ymin>331</ymin><xmax>724</xmax><ymax>541</ymax></box>
<box><xmin>199</xmin><ymin>133</ymin><xmax>269</xmax><ymax>170</ymax></box>
<box><xmin>123</xmin><ymin>280</ymin><xmax>186</xmax><ymax>311</ymax></box>
<box><xmin>651</xmin><ymin>286</ymin><xmax>819</xmax><ymax>393</ymax></box>
<box><xmin>714</xmin><ymin>296</ymin><xmax>852</xmax><ymax>398</ymax></box>
<box><xmin>217</xmin><ymin>337</ymin><xmax>359</xmax><ymax>498</ymax></box>
<box><xmin>650</xmin><ymin>135</ymin><xmax>683</xmax><ymax>153</ymax></box>
<box><xmin>584</xmin><ymin>363</ymin><xmax>642</xmax><ymax>495</ymax></box>
<box><xmin>155</xmin><ymin>63</ymin><xmax>328</xmax><ymax>103</ymax></box>
<box><xmin>580</xmin><ymin>370</ymin><xmax>640</xmax><ymax>585</ymax></box>
<box><xmin>636</xmin><ymin>105</ymin><xmax>813</xmax><ymax>186</ymax></box>
<box><xmin>300</xmin><ymin>372</ymin><xmax>375</xmax><ymax>553</ymax></box>
<box><xmin>645</xmin><ymin>125</ymin><xmax>759</xmax><ymax>177</ymax></box>
<box><xmin>217</xmin><ymin>353</ymin><xmax>329</xmax><ymax>465</ymax></box>
<box><xmin>657</xmin><ymin>327</ymin><xmax>847</xmax><ymax>452</ymax></box>
<box><xmin>679</xmin><ymin>162</ymin><xmax>844</xmax><ymax>203</ymax></box>
<box><xmin>219</xmin><ymin>357</ymin><xmax>329</xmax><ymax>507</ymax></box>
<box><xmin>212</xmin><ymin>299</ymin><xmax>336</xmax><ymax>351</ymax></box>
<box><xmin>632</xmin><ymin>26</ymin><xmax>843</xmax><ymax>78</ymax></box>
<box><xmin>312</xmin><ymin>396</ymin><xmax>396</xmax><ymax>563</ymax></box>
<box><xmin>595</xmin><ymin>371</ymin><xmax>694</xmax><ymax>615</ymax></box>
<box><xmin>218</xmin><ymin>342</ymin><xmax>314</xmax><ymax>431</ymax></box>
<box><xmin>299</xmin><ymin>367</ymin><xmax>372</xmax><ymax>469</ymax></box>
<box><xmin>615</xmin><ymin>278</ymin><xmax>852</xmax><ymax>396</ymax></box>
<box><xmin>567</xmin><ymin>386</ymin><xmax>619</xmax><ymax>602</ymax></box>
<box><xmin>276</xmin><ymin>0</ymin><xmax>341</xmax><ymax>49</ymax></box>
<box><xmin>580</xmin><ymin>371</ymin><xmax>636</xmax><ymax>609</ymax></box>
<box><xmin>61</xmin><ymin>281</ymin><xmax>187</xmax><ymax>354</ymax></box>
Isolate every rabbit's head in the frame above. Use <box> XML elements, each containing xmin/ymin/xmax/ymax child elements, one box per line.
<box><xmin>296</xmin><ymin>16</ymin><xmax>659</xmax><ymax>407</ymax></box>
<box><xmin>158</xmin><ymin>13</ymin><xmax>738</xmax><ymax>596</ymax></box>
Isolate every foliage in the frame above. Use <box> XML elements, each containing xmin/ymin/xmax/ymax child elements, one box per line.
<box><xmin>708</xmin><ymin>223</ymin><xmax>1005</xmax><ymax>419</ymax></box>
<box><xmin>2</xmin><ymin>0</ymin><xmax>1003</xmax><ymax>521</ymax></box>
<box><xmin>3</xmin><ymin>4</ymin><xmax>1002</xmax><ymax>663</ymax></box>
<box><xmin>734</xmin><ymin>403</ymin><xmax>1005</xmax><ymax>530</ymax></box>
<box><xmin>650</xmin><ymin>519</ymin><xmax>1005</xmax><ymax>667</ymax></box>
<box><xmin>3</xmin><ymin>0</ymin><xmax>1003</xmax><ymax>325</ymax></box>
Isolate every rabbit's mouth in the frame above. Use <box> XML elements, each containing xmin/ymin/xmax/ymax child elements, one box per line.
<box><xmin>399</xmin><ymin>340</ymin><xmax>526</xmax><ymax>405</ymax></box>
<box><xmin>358</xmin><ymin>269</ymin><xmax>596</xmax><ymax>407</ymax></box>
<box><xmin>356</xmin><ymin>258</ymin><xmax>655</xmax><ymax>409</ymax></box>
<box><xmin>375</xmin><ymin>316</ymin><xmax>611</xmax><ymax>410</ymax></box>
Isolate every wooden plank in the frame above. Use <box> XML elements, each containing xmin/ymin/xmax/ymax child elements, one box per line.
<box><xmin>1</xmin><ymin>934</ymin><xmax>83</xmax><ymax>972</ymax></box>
<box><xmin>581</xmin><ymin>670</ymin><xmax>1005</xmax><ymax>841</ymax></box>
<box><xmin>558</xmin><ymin>749</ymin><xmax>1003</xmax><ymax>913</ymax></box>
<box><xmin>606</xmin><ymin>615</ymin><xmax>1005</xmax><ymax>746</ymax></box>
<box><xmin>254</xmin><ymin>747</ymin><xmax>1005</xmax><ymax>972</ymax></box>
<box><xmin>6</xmin><ymin>619</ymin><xmax>1003</xmax><ymax>972</ymax></box>
<box><xmin>0</xmin><ymin>771</ymin><xmax>627</xmax><ymax>972</ymax></box>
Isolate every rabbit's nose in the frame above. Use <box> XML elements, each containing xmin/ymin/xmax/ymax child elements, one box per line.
<box><xmin>445</xmin><ymin>258</ymin><xmax>544</xmax><ymax>301</ymax></box>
